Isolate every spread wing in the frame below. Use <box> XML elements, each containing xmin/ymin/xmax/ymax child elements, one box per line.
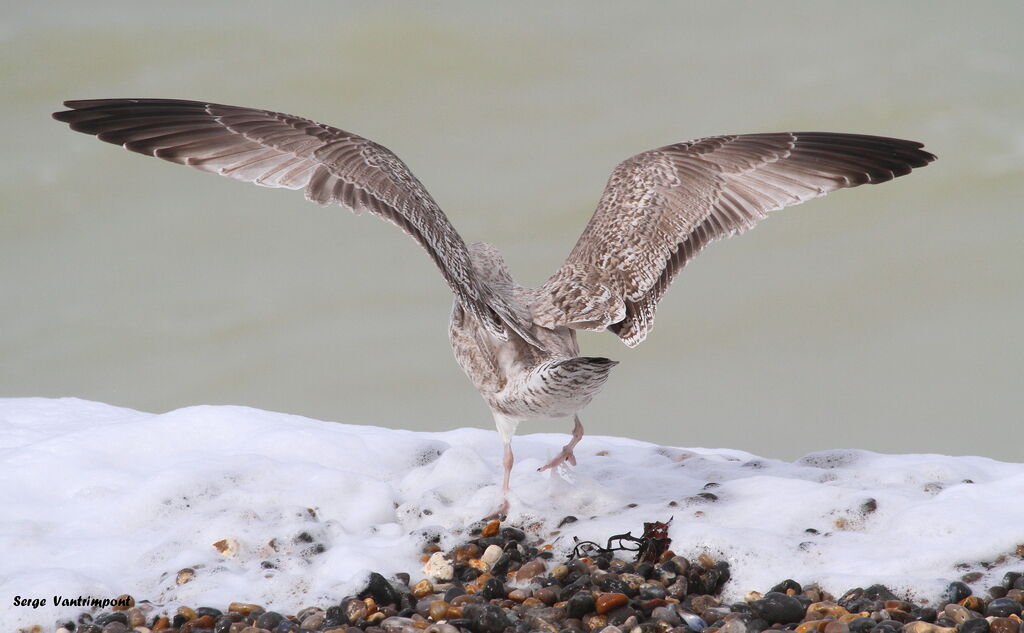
<box><xmin>533</xmin><ymin>132</ymin><xmax>936</xmax><ymax>346</ymax></box>
<box><xmin>53</xmin><ymin>98</ymin><xmax>540</xmax><ymax>346</ymax></box>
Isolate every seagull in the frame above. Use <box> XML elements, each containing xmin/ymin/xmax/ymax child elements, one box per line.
<box><xmin>53</xmin><ymin>99</ymin><xmax>935</xmax><ymax>515</ymax></box>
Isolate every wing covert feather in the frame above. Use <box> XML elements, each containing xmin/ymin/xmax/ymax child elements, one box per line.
<box><xmin>534</xmin><ymin>132</ymin><xmax>936</xmax><ymax>346</ymax></box>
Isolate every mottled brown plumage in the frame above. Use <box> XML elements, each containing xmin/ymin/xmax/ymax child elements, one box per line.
<box><xmin>53</xmin><ymin>99</ymin><xmax>936</xmax><ymax>515</ymax></box>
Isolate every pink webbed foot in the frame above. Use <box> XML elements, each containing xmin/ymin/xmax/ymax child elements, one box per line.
<box><xmin>537</xmin><ymin>414</ymin><xmax>585</xmax><ymax>472</ymax></box>
<box><xmin>538</xmin><ymin>446</ymin><xmax>577</xmax><ymax>472</ymax></box>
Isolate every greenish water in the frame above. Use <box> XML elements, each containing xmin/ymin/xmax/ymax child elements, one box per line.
<box><xmin>3</xmin><ymin>1</ymin><xmax>1022</xmax><ymax>460</ymax></box>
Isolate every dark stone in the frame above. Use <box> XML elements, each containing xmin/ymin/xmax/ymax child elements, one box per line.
<box><xmin>947</xmin><ymin>581</ymin><xmax>972</xmax><ymax>603</ymax></box>
<box><xmin>93</xmin><ymin>613</ymin><xmax>129</xmax><ymax>626</ymax></box>
<box><xmin>566</xmin><ymin>592</ymin><xmax>596</xmax><ymax>619</ymax></box>
<box><xmin>636</xmin><ymin>563</ymin><xmax>654</xmax><ymax>579</ymax></box>
<box><xmin>561</xmin><ymin>573</ymin><xmax>593</xmax><ymax>600</ymax></box>
<box><xmin>55</xmin><ymin>621</ymin><xmax>75</xmax><ymax>632</ymax></box>
<box><xmin>325</xmin><ymin>605</ymin><xmax>345</xmax><ymax>624</ymax></box>
<box><xmin>747</xmin><ymin>618</ymin><xmax>770</xmax><ymax>633</ymax></box>
<box><xmin>848</xmin><ymin>622</ymin><xmax>875</xmax><ymax>633</ymax></box>
<box><xmin>639</xmin><ymin>584</ymin><xmax>667</xmax><ymax>600</ymax></box>
<box><xmin>911</xmin><ymin>607</ymin><xmax>937</xmax><ymax>623</ymax></box>
<box><xmin>989</xmin><ymin>618</ymin><xmax>1022</xmax><ymax>633</ymax></box>
<box><xmin>501</xmin><ymin>526</ymin><xmax>526</xmax><ymax>542</ymax></box>
<box><xmin>1016</xmin><ymin>576</ymin><xmax>1024</xmax><ymax>590</ymax></box>
<box><xmin>477</xmin><ymin>536</ymin><xmax>507</xmax><ymax>549</ymax></box>
<box><xmin>558</xmin><ymin>515</ymin><xmax>578</xmax><ymax>528</ymax></box>
<box><xmin>465</xmin><ymin>603</ymin><xmax>511</xmax><ymax>633</ymax></box>
<box><xmin>76</xmin><ymin>626</ymin><xmax>102</xmax><ymax>633</ymax></box>
<box><xmin>934</xmin><ymin>618</ymin><xmax>957</xmax><ymax>628</ymax></box>
<box><xmin>481</xmin><ymin>577</ymin><xmax>506</xmax><ymax>600</ymax></box>
<box><xmin>990</xmin><ymin>586</ymin><xmax>1009</xmax><ymax>599</ymax></box>
<box><xmin>458</xmin><ymin>564</ymin><xmax>483</xmax><ymax>582</ymax></box>
<box><xmin>697</xmin><ymin>569</ymin><xmax>721</xmax><ymax>595</ymax></box>
<box><xmin>444</xmin><ymin>586</ymin><xmax>466</xmax><ymax>602</ymax></box>
<box><xmin>868</xmin><ymin>620</ymin><xmax>903</xmax><ymax>633</ymax></box>
<box><xmin>599</xmin><ymin>576</ymin><xmax>634</xmax><ymax>596</ymax></box>
<box><xmin>274</xmin><ymin>619</ymin><xmax>299</xmax><ymax>633</ymax></box>
<box><xmin>864</xmin><ymin>585</ymin><xmax>898</xmax><ymax>601</ymax></box>
<box><xmin>606</xmin><ymin>605</ymin><xmax>638</xmax><ymax>626</ymax></box>
<box><xmin>986</xmin><ymin>598</ymin><xmax>1023</xmax><ymax>618</ymax></box>
<box><xmin>255</xmin><ymin>611</ymin><xmax>284</xmax><ymax>630</ymax></box>
<box><xmin>715</xmin><ymin>561</ymin><xmax>732</xmax><ymax>591</ymax></box>
<box><xmin>751</xmin><ymin>592</ymin><xmax>806</xmax><ymax>624</ymax></box>
<box><xmin>594</xmin><ymin>556</ymin><xmax>611</xmax><ymax>570</ymax></box>
<box><xmin>961</xmin><ymin>618</ymin><xmax>990</xmax><ymax>633</ymax></box>
<box><xmin>770</xmin><ymin>579</ymin><xmax>802</xmax><ymax>594</ymax></box>
<box><xmin>361</xmin><ymin>571</ymin><xmax>401</xmax><ymax>606</ymax></box>
<box><xmin>447</xmin><ymin>618</ymin><xmax>473</xmax><ymax>629</ymax></box>
<box><xmin>1002</xmin><ymin>572</ymin><xmax>1022</xmax><ymax>589</ymax></box>
<box><xmin>214</xmin><ymin>616</ymin><xmax>235</xmax><ymax>633</ymax></box>
<box><xmin>196</xmin><ymin>607</ymin><xmax>223</xmax><ymax>619</ymax></box>
<box><xmin>490</xmin><ymin>552</ymin><xmax>513</xmax><ymax>575</ymax></box>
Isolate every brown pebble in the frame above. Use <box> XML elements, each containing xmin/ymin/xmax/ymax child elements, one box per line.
<box><xmin>583</xmin><ymin>614</ymin><xmax>607</xmax><ymax>631</ymax></box>
<box><xmin>989</xmin><ymin>618</ymin><xmax>1020</xmax><ymax>633</ymax></box>
<box><xmin>413</xmin><ymin>579</ymin><xmax>434</xmax><ymax>598</ymax></box>
<box><xmin>824</xmin><ymin>621</ymin><xmax>850</xmax><ymax>633</ymax></box>
<box><xmin>522</xmin><ymin>596</ymin><xmax>545</xmax><ymax>609</ymax></box>
<box><xmin>595</xmin><ymin>592</ymin><xmax>629</xmax><ymax>615</ymax></box>
<box><xmin>698</xmin><ymin>553</ymin><xmax>715</xmax><ymax>569</ymax></box>
<box><xmin>176</xmin><ymin>606</ymin><xmax>197</xmax><ymax>620</ymax></box>
<box><xmin>550</xmin><ymin>564</ymin><xmax>569</xmax><ymax>580</ymax></box>
<box><xmin>903</xmin><ymin>622</ymin><xmax>937</xmax><ymax>633</ymax></box>
<box><xmin>469</xmin><ymin>559</ymin><xmax>489</xmax><ymax>572</ymax></box>
<box><xmin>228</xmin><ymin>602</ymin><xmax>263</xmax><ymax>616</ymax></box>
<box><xmin>807</xmin><ymin>601</ymin><xmax>848</xmax><ymax>620</ymax></box>
<box><xmin>213</xmin><ymin>537</ymin><xmax>240</xmax><ymax>557</ymax></box>
<box><xmin>515</xmin><ymin>559</ymin><xmax>547</xmax><ymax>581</ymax></box>
<box><xmin>795</xmin><ymin>620</ymin><xmax>828</xmax><ymax>633</ymax></box>
<box><xmin>481</xmin><ymin>519</ymin><xmax>500</xmax><ymax>537</ymax></box>
<box><xmin>343</xmin><ymin>598</ymin><xmax>367</xmax><ymax>622</ymax></box>
<box><xmin>111</xmin><ymin>594</ymin><xmax>134</xmax><ymax>611</ymax></box>
<box><xmin>944</xmin><ymin>604</ymin><xmax>970</xmax><ymax>624</ymax></box>
<box><xmin>176</xmin><ymin>568</ymin><xmax>195</xmax><ymax>585</ymax></box>
<box><xmin>1007</xmin><ymin>589</ymin><xmax>1024</xmax><ymax>604</ymax></box>
<box><xmin>959</xmin><ymin>596</ymin><xmax>985</xmax><ymax>611</ymax></box>
<box><xmin>151</xmin><ymin>617</ymin><xmax>170</xmax><ymax>631</ymax></box>
<box><xmin>535</xmin><ymin>586</ymin><xmax>560</xmax><ymax>605</ymax></box>
<box><xmin>366</xmin><ymin>611</ymin><xmax>385</xmax><ymax>623</ymax></box>
<box><xmin>445</xmin><ymin>606</ymin><xmax>463</xmax><ymax>619</ymax></box>
<box><xmin>691</xmin><ymin>594</ymin><xmax>720</xmax><ymax>615</ymax></box>
<box><xmin>428</xmin><ymin>601</ymin><xmax>449</xmax><ymax>621</ymax></box>
<box><xmin>300</xmin><ymin>613</ymin><xmax>325</xmax><ymax>629</ymax></box>
<box><xmin>364</xmin><ymin>596</ymin><xmax>378</xmax><ymax>615</ymax></box>
<box><xmin>322</xmin><ymin>628</ymin><xmax>347</xmax><ymax>633</ymax></box>
<box><xmin>126</xmin><ymin>607</ymin><xmax>147</xmax><ymax>627</ymax></box>
<box><xmin>195</xmin><ymin>615</ymin><xmax>216</xmax><ymax>628</ymax></box>
<box><xmin>508</xmin><ymin>589</ymin><xmax>529</xmax><ymax>601</ymax></box>
<box><xmin>454</xmin><ymin>544</ymin><xmax>480</xmax><ymax>562</ymax></box>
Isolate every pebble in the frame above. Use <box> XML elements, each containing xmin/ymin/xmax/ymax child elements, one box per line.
<box><xmin>753</xmin><ymin>591</ymin><xmax>808</xmax><ymax>624</ymax></box>
<box><xmin>989</xmin><ymin>618</ymin><xmax>1022</xmax><ymax>633</ymax></box>
<box><xmin>422</xmin><ymin>551</ymin><xmax>454</xmax><ymax>582</ymax></box>
<box><xmin>987</xmin><ymin>598</ymin><xmax>1024</xmax><ymax>618</ymax></box>
<box><xmin>58</xmin><ymin>524</ymin><xmax>1024</xmax><ymax>633</ymax></box>
<box><xmin>479</xmin><ymin>544</ymin><xmax>503</xmax><ymax>566</ymax></box>
<box><xmin>595</xmin><ymin>592</ymin><xmax>628</xmax><ymax>615</ymax></box>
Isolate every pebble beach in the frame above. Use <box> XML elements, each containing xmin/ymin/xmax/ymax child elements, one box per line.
<box><xmin>51</xmin><ymin>519</ymin><xmax>1024</xmax><ymax>633</ymax></box>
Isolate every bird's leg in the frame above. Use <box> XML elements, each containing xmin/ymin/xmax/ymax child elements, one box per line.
<box><xmin>484</xmin><ymin>438</ymin><xmax>513</xmax><ymax>520</ymax></box>
<box><xmin>538</xmin><ymin>414</ymin><xmax>584</xmax><ymax>472</ymax></box>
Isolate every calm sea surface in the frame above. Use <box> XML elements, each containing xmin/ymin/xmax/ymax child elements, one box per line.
<box><xmin>3</xmin><ymin>2</ymin><xmax>1022</xmax><ymax>460</ymax></box>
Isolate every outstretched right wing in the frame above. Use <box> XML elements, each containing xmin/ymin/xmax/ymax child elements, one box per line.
<box><xmin>53</xmin><ymin>98</ymin><xmax>540</xmax><ymax>346</ymax></box>
<box><xmin>533</xmin><ymin>132</ymin><xmax>936</xmax><ymax>346</ymax></box>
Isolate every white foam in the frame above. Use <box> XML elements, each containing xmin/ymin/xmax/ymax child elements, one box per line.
<box><xmin>2</xmin><ymin>398</ymin><xmax>1021</xmax><ymax>629</ymax></box>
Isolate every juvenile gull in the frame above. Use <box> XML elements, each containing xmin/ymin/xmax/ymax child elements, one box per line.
<box><xmin>53</xmin><ymin>99</ymin><xmax>936</xmax><ymax>514</ymax></box>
